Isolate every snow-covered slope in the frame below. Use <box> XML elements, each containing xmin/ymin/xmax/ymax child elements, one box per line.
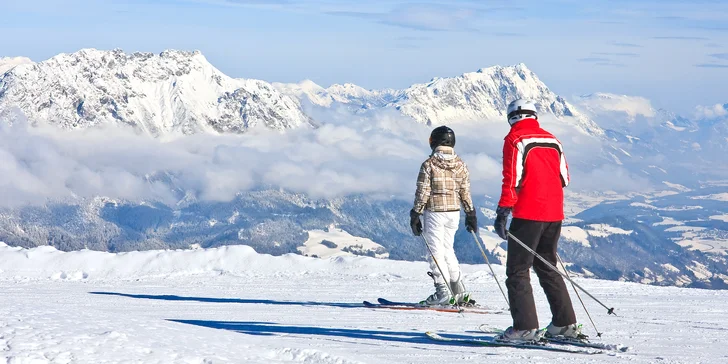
<box><xmin>300</xmin><ymin>225</ymin><xmax>389</xmax><ymax>259</ymax></box>
<box><xmin>279</xmin><ymin>64</ymin><xmax>604</xmax><ymax>136</ymax></box>
<box><xmin>274</xmin><ymin>80</ymin><xmax>401</xmax><ymax>109</ymax></box>
<box><xmin>392</xmin><ymin>64</ymin><xmax>603</xmax><ymax>135</ymax></box>
<box><xmin>0</xmin><ymin>56</ymin><xmax>33</xmax><ymax>75</ymax></box>
<box><xmin>2</xmin><ymin>242</ymin><xmax>727</xmax><ymax>363</ymax></box>
<box><xmin>0</xmin><ymin>49</ymin><xmax>314</xmax><ymax>136</ymax></box>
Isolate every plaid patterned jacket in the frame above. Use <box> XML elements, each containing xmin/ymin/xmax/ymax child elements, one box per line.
<box><xmin>413</xmin><ymin>146</ymin><xmax>475</xmax><ymax>214</ymax></box>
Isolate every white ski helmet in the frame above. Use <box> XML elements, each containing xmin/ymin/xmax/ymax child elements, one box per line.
<box><xmin>506</xmin><ymin>99</ymin><xmax>538</xmax><ymax>126</ymax></box>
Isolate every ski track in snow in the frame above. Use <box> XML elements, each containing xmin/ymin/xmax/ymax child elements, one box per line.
<box><xmin>1</xmin><ymin>244</ymin><xmax>728</xmax><ymax>363</ymax></box>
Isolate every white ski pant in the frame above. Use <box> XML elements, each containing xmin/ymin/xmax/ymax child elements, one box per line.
<box><xmin>422</xmin><ymin>210</ymin><xmax>461</xmax><ymax>285</ymax></box>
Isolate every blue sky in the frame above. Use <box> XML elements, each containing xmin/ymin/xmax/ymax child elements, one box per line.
<box><xmin>1</xmin><ymin>0</ymin><xmax>727</xmax><ymax>113</ymax></box>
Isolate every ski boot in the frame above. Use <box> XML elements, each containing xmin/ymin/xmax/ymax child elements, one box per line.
<box><xmin>545</xmin><ymin>323</ymin><xmax>586</xmax><ymax>340</ymax></box>
<box><xmin>419</xmin><ymin>282</ymin><xmax>452</xmax><ymax>307</ymax></box>
<box><xmin>496</xmin><ymin>327</ymin><xmax>545</xmax><ymax>343</ymax></box>
<box><xmin>449</xmin><ymin>275</ymin><xmax>475</xmax><ymax>306</ymax></box>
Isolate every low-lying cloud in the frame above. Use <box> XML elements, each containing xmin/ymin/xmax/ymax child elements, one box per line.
<box><xmin>577</xmin><ymin>93</ymin><xmax>656</xmax><ymax>120</ymax></box>
<box><xmin>0</xmin><ymin>107</ymin><xmax>649</xmax><ymax>208</ymax></box>
<box><xmin>694</xmin><ymin>103</ymin><xmax>728</xmax><ymax>119</ymax></box>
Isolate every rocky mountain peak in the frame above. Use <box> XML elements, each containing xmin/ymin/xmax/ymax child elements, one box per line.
<box><xmin>0</xmin><ymin>48</ymin><xmax>314</xmax><ymax>136</ymax></box>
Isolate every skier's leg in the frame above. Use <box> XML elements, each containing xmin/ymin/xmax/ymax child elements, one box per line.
<box><xmin>505</xmin><ymin>218</ymin><xmax>545</xmax><ymax>330</ymax></box>
<box><xmin>441</xmin><ymin>211</ymin><xmax>469</xmax><ymax>301</ymax></box>
<box><xmin>422</xmin><ymin>211</ymin><xmax>451</xmax><ymax>284</ymax></box>
<box><xmin>533</xmin><ymin>221</ymin><xmax>577</xmax><ymax>327</ymax></box>
<box><xmin>442</xmin><ymin>211</ymin><xmax>460</xmax><ymax>282</ymax></box>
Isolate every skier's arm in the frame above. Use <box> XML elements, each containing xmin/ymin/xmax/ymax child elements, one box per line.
<box><xmin>560</xmin><ymin>145</ymin><xmax>570</xmax><ymax>188</ymax></box>
<box><xmin>498</xmin><ymin>137</ymin><xmax>518</xmax><ymax>208</ymax></box>
<box><xmin>459</xmin><ymin>164</ymin><xmax>475</xmax><ymax>213</ymax></box>
<box><xmin>413</xmin><ymin>162</ymin><xmax>431</xmax><ymax>214</ymax></box>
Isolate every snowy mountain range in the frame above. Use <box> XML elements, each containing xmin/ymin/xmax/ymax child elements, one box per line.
<box><xmin>276</xmin><ymin>64</ymin><xmax>603</xmax><ymax>136</ymax></box>
<box><xmin>0</xmin><ymin>49</ymin><xmax>604</xmax><ymax>137</ymax></box>
<box><xmin>0</xmin><ymin>49</ymin><xmax>314</xmax><ymax>135</ymax></box>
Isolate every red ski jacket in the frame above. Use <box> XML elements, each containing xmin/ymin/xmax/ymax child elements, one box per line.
<box><xmin>497</xmin><ymin>118</ymin><xmax>569</xmax><ymax>222</ymax></box>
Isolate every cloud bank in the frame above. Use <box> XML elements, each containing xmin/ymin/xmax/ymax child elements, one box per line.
<box><xmin>577</xmin><ymin>93</ymin><xmax>656</xmax><ymax>120</ymax></box>
<box><xmin>0</xmin><ymin>107</ymin><xmax>649</xmax><ymax>208</ymax></box>
<box><xmin>694</xmin><ymin>103</ymin><xmax>728</xmax><ymax>119</ymax></box>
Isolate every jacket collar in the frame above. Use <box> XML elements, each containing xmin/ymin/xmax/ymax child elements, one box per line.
<box><xmin>433</xmin><ymin>146</ymin><xmax>455</xmax><ymax>154</ymax></box>
<box><xmin>431</xmin><ymin>146</ymin><xmax>457</xmax><ymax>159</ymax></box>
<box><xmin>510</xmin><ymin>118</ymin><xmax>540</xmax><ymax>131</ymax></box>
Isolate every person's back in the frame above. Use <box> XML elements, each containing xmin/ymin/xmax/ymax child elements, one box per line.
<box><xmin>500</xmin><ymin>118</ymin><xmax>568</xmax><ymax>222</ymax></box>
<box><xmin>416</xmin><ymin>147</ymin><xmax>471</xmax><ymax>214</ymax></box>
<box><xmin>492</xmin><ymin>99</ymin><xmax>580</xmax><ymax>343</ymax></box>
<box><xmin>409</xmin><ymin>126</ymin><xmax>478</xmax><ymax>306</ymax></box>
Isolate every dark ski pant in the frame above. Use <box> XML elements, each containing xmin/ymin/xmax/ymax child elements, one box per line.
<box><xmin>505</xmin><ymin>218</ymin><xmax>576</xmax><ymax>330</ymax></box>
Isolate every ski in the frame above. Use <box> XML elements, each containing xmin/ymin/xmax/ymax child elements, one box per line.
<box><xmin>363</xmin><ymin>301</ymin><xmax>464</xmax><ymax>313</ymax></box>
<box><xmin>376</xmin><ymin>298</ymin><xmax>504</xmax><ymax>314</ymax></box>
<box><xmin>425</xmin><ymin>332</ymin><xmax>604</xmax><ymax>354</ymax></box>
<box><xmin>378</xmin><ymin>297</ymin><xmax>477</xmax><ymax>308</ymax></box>
<box><xmin>377</xmin><ymin>298</ymin><xmax>420</xmax><ymax>306</ymax></box>
<box><xmin>477</xmin><ymin>324</ymin><xmax>629</xmax><ymax>352</ymax></box>
<box><xmin>366</xmin><ymin>300</ymin><xmax>500</xmax><ymax>314</ymax></box>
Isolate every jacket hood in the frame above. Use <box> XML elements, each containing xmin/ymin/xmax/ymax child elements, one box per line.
<box><xmin>430</xmin><ymin>146</ymin><xmax>464</xmax><ymax>170</ymax></box>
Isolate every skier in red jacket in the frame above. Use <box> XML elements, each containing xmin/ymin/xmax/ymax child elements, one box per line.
<box><xmin>493</xmin><ymin>99</ymin><xmax>580</xmax><ymax>342</ymax></box>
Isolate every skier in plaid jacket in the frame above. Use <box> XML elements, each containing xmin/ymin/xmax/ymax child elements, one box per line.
<box><xmin>410</xmin><ymin>126</ymin><xmax>478</xmax><ymax>306</ymax></box>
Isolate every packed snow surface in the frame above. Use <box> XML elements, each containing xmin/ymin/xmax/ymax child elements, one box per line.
<box><xmin>2</xmin><ymin>242</ymin><xmax>728</xmax><ymax>363</ymax></box>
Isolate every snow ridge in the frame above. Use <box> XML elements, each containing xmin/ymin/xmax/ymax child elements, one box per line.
<box><xmin>0</xmin><ymin>49</ymin><xmax>314</xmax><ymax>136</ymax></box>
<box><xmin>1</xmin><ymin>49</ymin><xmax>602</xmax><ymax>136</ymax></box>
<box><xmin>278</xmin><ymin>64</ymin><xmax>603</xmax><ymax>136</ymax></box>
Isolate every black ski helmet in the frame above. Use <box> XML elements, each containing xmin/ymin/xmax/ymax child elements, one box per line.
<box><xmin>429</xmin><ymin>126</ymin><xmax>456</xmax><ymax>150</ymax></box>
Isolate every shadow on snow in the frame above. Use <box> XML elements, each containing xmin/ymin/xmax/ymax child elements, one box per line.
<box><xmin>167</xmin><ymin>320</ymin><xmax>498</xmax><ymax>349</ymax></box>
<box><xmin>91</xmin><ymin>291</ymin><xmax>502</xmax><ymax>350</ymax></box>
<box><xmin>89</xmin><ymin>291</ymin><xmax>364</xmax><ymax>308</ymax></box>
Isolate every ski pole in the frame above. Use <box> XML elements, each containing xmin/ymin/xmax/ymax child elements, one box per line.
<box><xmin>419</xmin><ymin>235</ymin><xmax>457</xmax><ymax>303</ymax></box>
<box><xmin>557</xmin><ymin>254</ymin><xmax>603</xmax><ymax>337</ymax></box>
<box><xmin>469</xmin><ymin>231</ymin><xmax>509</xmax><ymax>309</ymax></box>
<box><xmin>507</xmin><ymin>231</ymin><xmax>617</xmax><ymax>316</ymax></box>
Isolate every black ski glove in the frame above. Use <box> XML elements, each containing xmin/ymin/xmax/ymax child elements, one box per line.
<box><xmin>409</xmin><ymin>209</ymin><xmax>423</xmax><ymax>236</ymax></box>
<box><xmin>494</xmin><ymin>206</ymin><xmax>512</xmax><ymax>240</ymax></box>
<box><xmin>465</xmin><ymin>210</ymin><xmax>478</xmax><ymax>233</ymax></box>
